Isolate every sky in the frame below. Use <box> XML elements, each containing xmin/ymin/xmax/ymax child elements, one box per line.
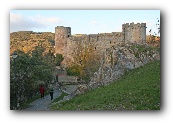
<box><xmin>10</xmin><ymin>10</ymin><xmax>160</xmax><ymax>35</ymax></box>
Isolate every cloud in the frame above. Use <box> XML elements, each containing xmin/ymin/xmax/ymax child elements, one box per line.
<box><xmin>90</xmin><ymin>20</ymin><xmax>109</xmax><ymax>28</ymax></box>
<box><xmin>29</xmin><ymin>15</ymin><xmax>63</xmax><ymax>25</ymax></box>
<box><xmin>10</xmin><ymin>13</ymin><xmax>63</xmax><ymax>32</ymax></box>
<box><xmin>90</xmin><ymin>20</ymin><xmax>100</xmax><ymax>25</ymax></box>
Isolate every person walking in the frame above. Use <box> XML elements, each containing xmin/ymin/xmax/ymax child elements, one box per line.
<box><xmin>39</xmin><ymin>85</ymin><xmax>45</xmax><ymax>99</ymax></box>
<box><xmin>49</xmin><ymin>88</ymin><xmax>54</xmax><ymax>100</ymax></box>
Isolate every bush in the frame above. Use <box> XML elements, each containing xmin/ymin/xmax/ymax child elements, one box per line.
<box><xmin>67</xmin><ymin>65</ymin><xmax>81</xmax><ymax>76</ymax></box>
<box><xmin>55</xmin><ymin>54</ymin><xmax>64</xmax><ymax>66</ymax></box>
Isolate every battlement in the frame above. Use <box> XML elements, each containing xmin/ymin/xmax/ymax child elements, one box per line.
<box><xmin>122</xmin><ymin>22</ymin><xmax>146</xmax><ymax>43</ymax></box>
<box><xmin>122</xmin><ymin>22</ymin><xmax>146</xmax><ymax>29</ymax></box>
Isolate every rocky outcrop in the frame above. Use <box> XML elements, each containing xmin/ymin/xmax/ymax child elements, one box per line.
<box><xmin>73</xmin><ymin>84</ymin><xmax>88</xmax><ymax>95</ymax></box>
<box><xmin>88</xmin><ymin>43</ymin><xmax>160</xmax><ymax>89</ymax></box>
<box><xmin>56</xmin><ymin>43</ymin><xmax>160</xmax><ymax>100</ymax></box>
<box><xmin>56</xmin><ymin>84</ymin><xmax>88</xmax><ymax>103</ymax></box>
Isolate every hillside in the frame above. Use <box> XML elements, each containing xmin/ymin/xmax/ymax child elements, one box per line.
<box><xmin>146</xmin><ymin>35</ymin><xmax>160</xmax><ymax>48</ymax></box>
<box><xmin>10</xmin><ymin>31</ymin><xmax>55</xmax><ymax>55</ymax></box>
<box><xmin>51</xmin><ymin>61</ymin><xmax>160</xmax><ymax>110</ymax></box>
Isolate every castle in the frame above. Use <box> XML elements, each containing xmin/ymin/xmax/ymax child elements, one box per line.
<box><xmin>55</xmin><ymin>22</ymin><xmax>146</xmax><ymax>66</ymax></box>
<box><xmin>10</xmin><ymin>22</ymin><xmax>147</xmax><ymax>67</ymax></box>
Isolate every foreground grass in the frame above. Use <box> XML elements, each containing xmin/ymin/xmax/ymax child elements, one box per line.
<box><xmin>49</xmin><ymin>92</ymin><xmax>68</xmax><ymax>108</ymax></box>
<box><xmin>52</xmin><ymin>92</ymin><xmax>68</xmax><ymax>103</ymax></box>
<box><xmin>51</xmin><ymin>61</ymin><xmax>160</xmax><ymax>110</ymax></box>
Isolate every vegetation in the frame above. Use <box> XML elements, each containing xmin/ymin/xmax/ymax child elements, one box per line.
<box><xmin>10</xmin><ymin>32</ymin><xmax>55</xmax><ymax>55</ymax></box>
<box><xmin>10</xmin><ymin>32</ymin><xmax>65</xmax><ymax>110</ymax></box>
<box><xmin>52</xmin><ymin>92</ymin><xmax>68</xmax><ymax>103</ymax></box>
<box><xmin>67</xmin><ymin>41</ymin><xmax>100</xmax><ymax>82</ymax></box>
<box><xmin>10</xmin><ymin>45</ymin><xmax>56</xmax><ymax>110</ymax></box>
<box><xmin>55</xmin><ymin>54</ymin><xmax>64</xmax><ymax>66</ymax></box>
<box><xmin>51</xmin><ymin>61</ymin><xmax>160</xmax><ymax>110</ymax></box>
<box><xmin>67</xmin><ymin>65</ymin><xmax>81</xmax><ymax>76</ymax></box>
<box><xmin>130</xmin><ymin>44</ymin><xmax>160</xmax><ymax>58</ymax></box>
<box><xmin>146</xmin><ymin>18</ymin><xmax>160</xmax><ymax>48</ymax></box>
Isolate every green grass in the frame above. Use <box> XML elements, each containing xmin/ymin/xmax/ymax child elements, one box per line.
<box><xmin>52</xmin><ymin>92</ymin><xmax>68</xmax><ymax>103</ymax></box>
<box><xmin>50</xmin><ymin>92</ymin><xmax>69</xmax><ymax>109</ymax></box>
<box><xmin>131</xmin><ymin>44</ymin><xmax>160</xmax><ymax>58</ymax></box>
<box><xmin>51</xmin><ymin>61</ymin><xmax>160</xmax><ymax>110</ymax></box>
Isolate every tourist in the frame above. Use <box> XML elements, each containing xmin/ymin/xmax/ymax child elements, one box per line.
<box><xmin>50</xmin><ymin>88</ymin><xmax>54</xmax><ymax>100</ymax></box>
<box><xmin>39</xmin><ymin>85</ymin><xmax>45</xmax><ymax>99</ymax></box>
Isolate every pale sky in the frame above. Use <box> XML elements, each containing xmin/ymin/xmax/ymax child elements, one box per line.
<box><xmin>10</xmin><ymin>10</ymin><xmax>160</xmax><ymax>35</ymax></box>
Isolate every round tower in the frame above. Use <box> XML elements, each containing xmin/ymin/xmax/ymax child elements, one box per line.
<box><xmin>55</xmin><ymin>26</ymin><xmax>71</xmax><ymax>55</ymax></box>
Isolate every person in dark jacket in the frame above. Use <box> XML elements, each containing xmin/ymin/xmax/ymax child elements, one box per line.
<box><xmin>39</xmin><ymin>85</ymin><xmax>45</xmax><ymax>99</ymax></box>
<box><xmin>49</xmin><ymin>88</ymin><xmax>54</xmax><ymax>100</ymax></box>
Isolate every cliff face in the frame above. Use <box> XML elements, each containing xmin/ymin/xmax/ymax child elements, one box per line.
<box><xmin>88</xmin><ymin>43</ymin><xmax>160</xmax><ymax>89</ymax></box>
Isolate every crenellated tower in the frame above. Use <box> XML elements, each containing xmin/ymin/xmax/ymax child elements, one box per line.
<box><xmin>122</xmin><ymin>22</ymin><xmax>146</xmax><ymax>43</ymax></box>
<box><xmin>55</xmin><ymin>26</ymin><xmax>71</xmax><ymax>56</ymax></box>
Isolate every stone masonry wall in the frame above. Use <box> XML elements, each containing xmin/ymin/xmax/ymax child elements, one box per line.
<box><xmin>122</xmin><ymin>22</ymin><xmax>146</xmax><ymax>43</ymax></box>
<box><xmin>55</xmin><ymin>26</ymin><xmax>71</xmax><ymax>56</ymax></box>
<box><xmin>55</xmin><ymin>23</ymin><xmax>146</xmax><ymax>67</ymax></box>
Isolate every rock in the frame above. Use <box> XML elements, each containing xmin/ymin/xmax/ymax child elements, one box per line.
<box><xmin>134</xmin><ymin>61</ymin><xmax>143</xmax><ymax>68</ymax></box>
<box><xmin>141</xmin><ymin>56</ymin><xmax>149</xmax><ymax>65</ymax></box>
<box><xmin>74</xmin><ymin>84</ymin><xmax>88</xmax><ymax>96</ymax></box>
<box><xmin>125</xmin><ymin>61</ymin><xmax>134</xmax><ymax>69</ymax></box>
<box><xmin>88</xmin><ymin>44</ymin><xmax>160</xmax><ymax>91</ymax></box>
<box><xmin>152</xmin><ymin>53</ymin><xmax>160</xmax><ymax>60</ymax></box>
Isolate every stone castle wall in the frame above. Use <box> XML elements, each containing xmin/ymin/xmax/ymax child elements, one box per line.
<box><xmin>54</xmin><ymin>23</ymin><xmax>146</xmax><ymax>66</ymax></box>
<box><xmin>55</xmin><ymin>26</ymin><xmax>71</xmax><ymax>55</ymax></box>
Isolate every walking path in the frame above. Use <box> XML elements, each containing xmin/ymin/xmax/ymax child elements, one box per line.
<box><xmin>23</xmin><ymin>88</ymin><xmax>62</xmax><ymax>111</ymax></box>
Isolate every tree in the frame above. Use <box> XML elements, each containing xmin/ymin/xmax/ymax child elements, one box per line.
<box><xmin>149</xmin><ymin>18</ymin><xmax>160</xmax><ymax>36</ymax></box>
<box><xmin>67</xmin><ymin>65</ymin><xmax>81</xmax><ymax>76</ymax></box>
<box><xmin>147</xmin><ymin>18</ymin><xmax>160</xmax><ymax>47</ymax></box>
<box><xmin>67</xmin><ymin>40</ymin><xmax>100</xmax><ymax>81</ymax></box>
<box><xmin>10</xmin><ymin>45</ymin><xmax>54</xmax><ymax>109</ymax></box>
<box><xmin>55</xmin><ymin>54</ymin><xmax>64</xmax><ymax>66</ymax></box>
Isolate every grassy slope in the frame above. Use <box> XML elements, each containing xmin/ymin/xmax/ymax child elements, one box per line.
<box><xmin>51</xmin><ymin>61</ymin><xmax>160</xmax><ymax>110</ymax></box>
